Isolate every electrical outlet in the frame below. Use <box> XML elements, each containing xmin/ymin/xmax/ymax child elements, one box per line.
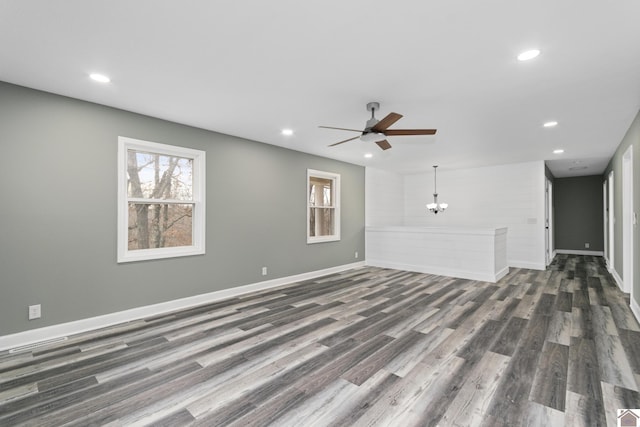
<box><xmin>262</xmin><ymin>267</ymin><xmax>267</xmax><ymax>276</ymax></box>
<box><xmin>355</xmin><ymin>251</ymin><xmax>358</xmax><ymax>259</ymax></box>
<box><xmin>585</xmin><ymin>243</ymin><xmax>590</xmax><ymax>249</ymax></box>
<box><xmin>28</xmin><ymin>304</ymin><xmax>41</xmax><ymax>320</ymax></box>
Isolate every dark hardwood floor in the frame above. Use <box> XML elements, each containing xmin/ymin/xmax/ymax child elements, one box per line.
<box><xmin>0</xmin><ymin>255</ymin><xmax>639</xmax><ymax>426</ymax></box>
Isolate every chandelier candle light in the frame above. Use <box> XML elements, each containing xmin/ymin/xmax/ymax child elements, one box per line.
<box><xmin>426</xmin><ymin>165</ymin><xmax>448</xmax><ymax>214</ymax></box>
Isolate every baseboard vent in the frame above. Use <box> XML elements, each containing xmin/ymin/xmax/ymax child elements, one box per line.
<box><xmin>9</xmin><ymin>336</ymin><xmax>68</xmax><ymax>354</ymax></box>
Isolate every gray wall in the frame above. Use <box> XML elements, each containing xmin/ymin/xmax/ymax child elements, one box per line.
<box><xmin>553</xmin><ymin>176</ymin><xmax>604</xmax><ymax>252</ymax></box>
<box><xmin>605</xmin><ymin>109</ymin><xmax>640</xmax><ymax>309</ymax></box>
<box><xmin>0</xmin><ymin>82</ymin><xmax>365</xmax><ymax>336</ymax></box>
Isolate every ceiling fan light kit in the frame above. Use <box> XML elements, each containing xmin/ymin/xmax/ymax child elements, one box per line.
<box><xmin>320</xmin><ymin>101</ymin><xmax>437</xmax><ymax>150</ymax></box>
<box><xmin>427</xmin><ymin>165</ymin><xmax>448</xmax><ymax>214</ymax></box>
<box><xmin>359</xmin><ymin>132</ymin><xmax>387</xmax><ymax>143</ymax></box>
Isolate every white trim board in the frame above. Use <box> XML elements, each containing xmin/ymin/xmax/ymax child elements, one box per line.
<box><xmin>555</xmin><ymin>250</ymin><xmax>605</xmax><ymax>256</ymax></box>
<box><xmin>0</xmin><ymin>262</ymin><xmax>365</xmax><ymax>352</ymax></box>
<box><xmin>508</xmin><ymin>260</ymin><xmax>546</xmax><ymax>271</ymax></box>
<box><xmin>365</xmin><ymin>259</ymin><xmax>509</xmax><ymax>283</ymax></box>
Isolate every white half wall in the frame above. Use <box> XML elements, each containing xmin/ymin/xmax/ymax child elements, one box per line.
<box><xmin>366</xmin><ymin>161</ymin><xmax>547</xmax><ymax>271</ymax></box>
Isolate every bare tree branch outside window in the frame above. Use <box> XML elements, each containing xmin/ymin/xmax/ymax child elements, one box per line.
<box><xmin>127</xmin><ymin>150</ymin><xmax>194</xmax><ymax>250</ymax></box>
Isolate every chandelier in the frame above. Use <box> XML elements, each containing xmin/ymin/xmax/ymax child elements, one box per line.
<box><xmin>426</xmin><ymin>165</ymin><xmax>448</xmax><ymax>214</ymax></box>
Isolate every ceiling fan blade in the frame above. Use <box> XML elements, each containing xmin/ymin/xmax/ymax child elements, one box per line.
<box><xmin>328</xmin><ymin>135</ymin><xmax>360</xmax><ymax>147</ymax></box>
<box><xmin>319</xmin><ymin>126</ymin><xmax>363</xmax><ymax>132</ymax></box>
<box><xmin>371</xmin><ymin>112</ymin><xmax>403</xmax><ymax>132</ymax></box>
<box><xmin>376</xmin><ymin>140</ymin><xmax>392</xmax><ymax>150</ymax></box>
<box><xmin>383</xmin><ymin>129</ymin><xmax>437</xmax><ymax>136</ymax></box>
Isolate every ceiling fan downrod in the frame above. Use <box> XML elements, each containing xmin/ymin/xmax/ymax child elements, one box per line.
<box><xmin>365</xmin><ymin>102</ymin><xmax>380</xmax><ymax>129</ymax></box>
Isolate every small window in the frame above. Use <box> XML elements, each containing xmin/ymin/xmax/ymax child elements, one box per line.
<box><xmin>118</xmin><ymin>137</ymin><xmax>205</xmax><ymax>262</ymax></box>
<box><xmin>307</xmin><ymin>169</ymin><xmax>340</xmax><ymax>243</ymax></box>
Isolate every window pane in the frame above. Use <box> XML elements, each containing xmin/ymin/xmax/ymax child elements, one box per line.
<box><xmin>309</xmin><ymin>177</ymin><xmax>333</xmax><ymax>206</ymax></box>
<box><xmin>127</xmin><ymin>150</ymin><xmax>193</xmax><ymax>200</ymax></box>
<box><xmin>309</xmin><ymin>207</ymin><xmax>335</xmax><ymax>237</ymax></box>
<box><xmin>128</xmin><ymin>203</ymin><xmax>193</xmax><ymax>250</ymax></box>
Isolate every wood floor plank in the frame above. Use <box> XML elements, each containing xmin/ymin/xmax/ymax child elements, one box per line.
<box><xmin>609</xmin><ymin>299</ymin><xmax>640</xmax><ymax>331</ymax></box>
<box><xmin>619</xmin><ymin>328</ymin><xmax>640</xmax><ymax>374</ymax></box>
<box><xmin>439</xmin><ymin>350</ymin><xmax>511</xmax><ymax>427</ymax></box>
<box><xmin>324</xmin><ymin>370</ymin><xmax>401</xmax><ymax>427</ymax></box>
<box><xmin>570</xmin><ymin>306</ymin><xmax>595</xmax><ymax>340</ymax></box>
<box><xmin>533</xmin><ymin>293</ymin><xmax>557</xmax><ymax>316</ymax></box>
<box><xmin>572</xmin><ymin>290</ymin><xmax>590</xmax><ymax>311</ymax></box>
<box><xmin>490</xmin><ymin>316</ymin><xmax>528</xmax><ymax>356</ymax></box>
<box><xmin>521</xmin><ymin>400</ymin><xmax>565</xmax><ymax>427</ymax></box>
<box><xmin>546</xmin><ymin>310</ymin><xmax>572</xmax><ymax>346</ymax></box>
<box><xmin>384</xmin><ymin>326</ymin><xmax>454</xmax><ymax>378</ymax></box>
<box><xmin>565</xmin><ymin>389</ymin><xmax>602</xmax><ymax>427</ymax></box>
<box><xmin>566</xmin><ymin>336</ymin><xmax>607</xmax><ymax>427</ymax></box>
<box><xmin>593</xmin><ymin>331</ymin><xmax>638</xmax><ymax>391</ymax></box>
<box><xmin>341</xmin><ymin>330</ymin><xmax>424</xmax><ymax>386</ymax></box>
<box><xmin>270</xmin><ymin>377</ymin><xmax>358</xmax><ymax>426</ymax></box>
<box><xmin>147</xmin><ymin>408</ymin><xmax>196</xmax><ymax>427</ymax></box>
<box><xmin>554</xmin><ymin>291</ymin><xmax>573</xmax><ymax>312</ymax></box>
<box><xmin>529</xmin><ymin>341</ymin><xmax>569</xmax><ymax>411</ymax></box>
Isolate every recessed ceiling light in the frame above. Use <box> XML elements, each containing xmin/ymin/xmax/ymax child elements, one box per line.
<box><xmin>281</xmin><ymin>129</ymin><xmax>294</xmax><ymax>136</ymax></box>
<box><xmin>90</xmin><ymin>73</ymin><xmax>111</xmax><ymax>83</ymax></box>
<box><xmin>517</xmin><ymin>49</ymin><xmax>540</xmax><ymax>61</ymax></box>
<box><xmin>553</xmin><ymin>149</ymin><xmax>564</xmax><ymax>154</ymax></box>
<box><xmin>364</xmin><ymin>153</ymin><xmax>373</xmax><ymax>159</ymax></box>
<box><xmin>543</xmin><ymin>121</ymin><xmax>558</xmax><ymax>128</ymax></box>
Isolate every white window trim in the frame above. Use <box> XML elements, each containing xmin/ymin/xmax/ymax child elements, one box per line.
<box><xmin>117</xmin><ymin>136</ymin><xmax>206</xmax><ymax>263</ymax></box>
<box><xmin>307</xmin><ymin>169</ymin><xmax>341</xmax><ymax>244</ymax></box>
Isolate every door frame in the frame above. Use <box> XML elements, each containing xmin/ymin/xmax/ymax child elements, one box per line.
<box><xmin>545</xmin><ymin>178</ymin><xmax>553</xmax><ymax>266</ymax></box>
<box><xmin>604</xmin><ymin>180</ymin><xmax>609</xmax><ymax>264</ymax></box>
<box><xmin>622</xmin><ymin>145</ymin><xmax>634</xmax><ymax>297</ymax></box>
<box><xmin>608</xmin><ymin>171</ymin><xmax>615</xmax><ymax>275</ymax></box>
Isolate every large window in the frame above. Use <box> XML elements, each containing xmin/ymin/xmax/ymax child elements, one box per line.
<box><xmin>307</xmin><ymin>169</ymin><xmax>340</xmax><ymax>243</ymax></box>
<box><xmin>118</xmin><ymin>137</ymin><xmax>205</xmax><ymax>262</ymax></box>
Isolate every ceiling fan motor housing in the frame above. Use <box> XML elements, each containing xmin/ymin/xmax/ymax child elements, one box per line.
<box><xmin>365</xmin><ymin>117</ymin><xmax>380</xmax><ymax>130</ymax></box>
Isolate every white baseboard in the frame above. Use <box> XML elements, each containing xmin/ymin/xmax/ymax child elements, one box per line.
<box><xmin>555</xmin><ymin>249</ymin><xmax>604</xmax><ymax>256</ymax></box>
<box><xmin>632</xmin><ymin>298</ymin><xmax>640</xmax><ymax>325</ymax></box>
<box><xmin>0</xmin><ymin>261</ymin><xmax>365</xmax><ymax>352</ymax></box>
<box><xmin>508</xmin><ymin>260</ymin><xmax>546</xmax><ymax>271</ymax></box>
<box><xmin>365</xmin><ymin>260</ymin><xmax>506</xmax><ymax>283</ymax></box>
<box><xmin>495</xmin><ymin>266</ymin><xmax>510</xmax><ymax>282</ymax></box>
<box><xmin>609</xmin><ymin>266</ymin><xmax>625</xmax><ymax>291</ymax></box>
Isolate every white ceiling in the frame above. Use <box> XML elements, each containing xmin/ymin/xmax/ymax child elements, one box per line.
<box><xmin>1</xmin><ymin>1</ymin><xmax>639</xmax><ymax>177</ymax></box>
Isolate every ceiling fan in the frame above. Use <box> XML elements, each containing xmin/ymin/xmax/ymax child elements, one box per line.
<box><xmin>320</xmin><ymin>102</ymin><xmax>437</xmax><ymax>150</ymax></box>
